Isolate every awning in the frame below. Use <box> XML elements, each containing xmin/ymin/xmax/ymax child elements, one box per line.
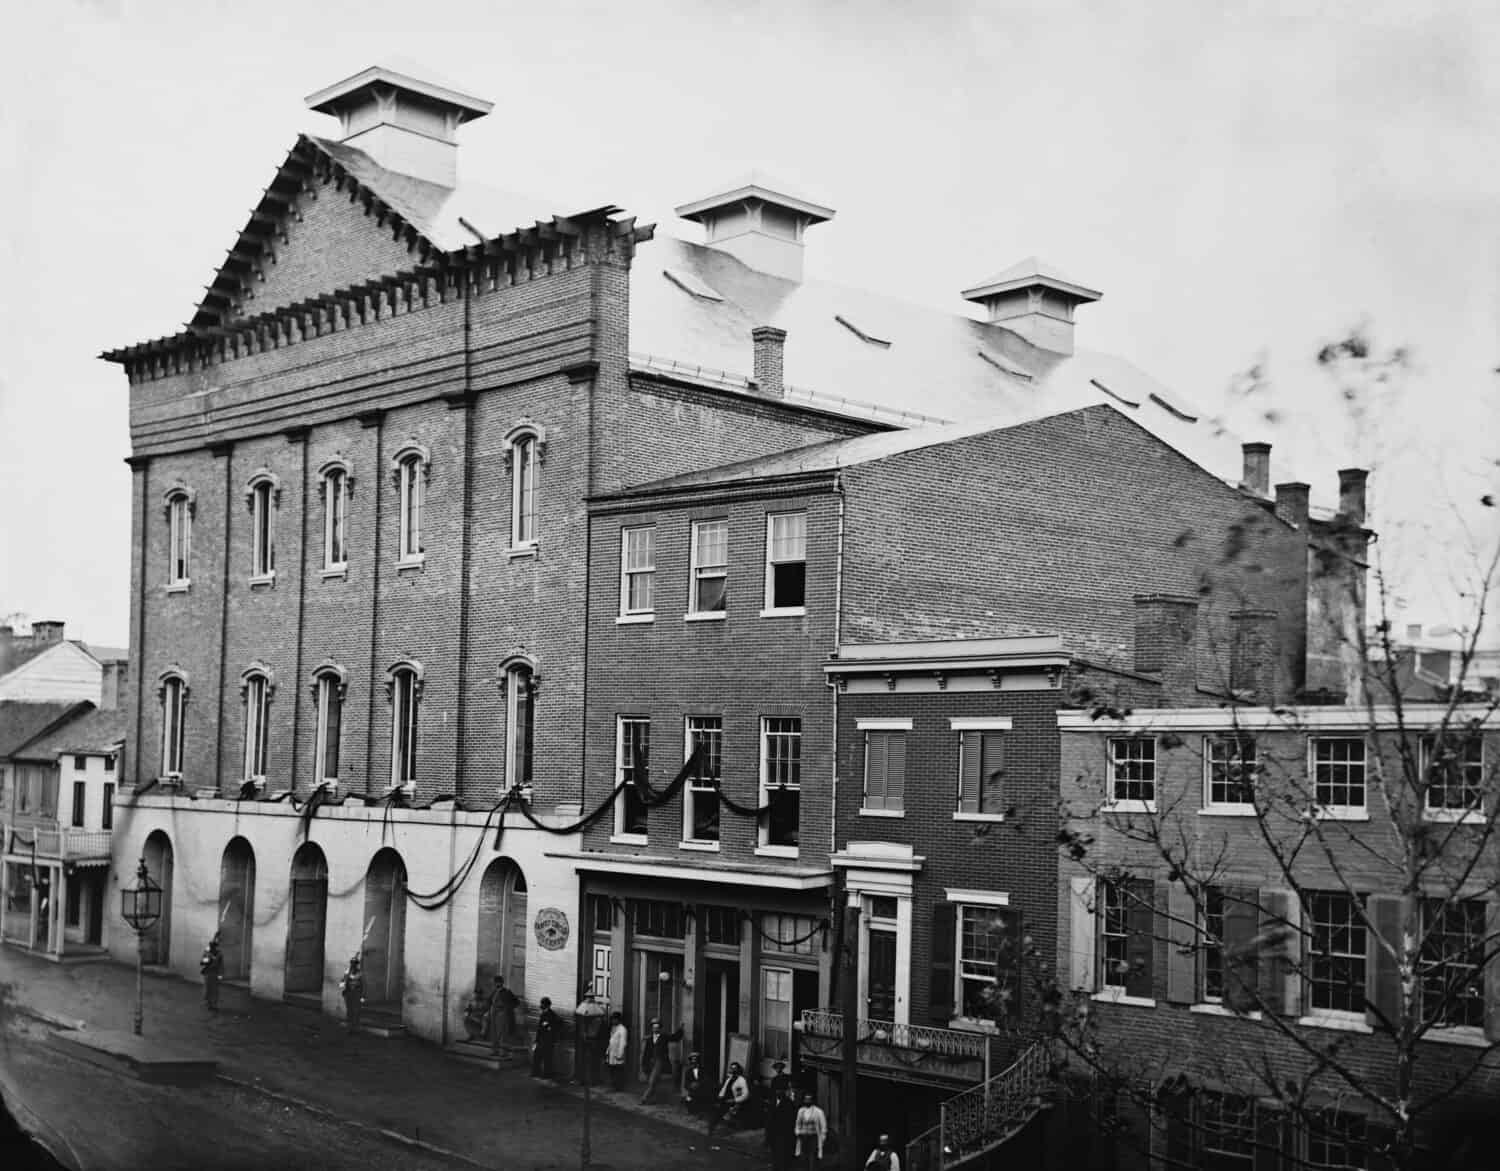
<box><xmin>547</xmin><ymin>849</ymin><xmax>834</xmax><ymax>891</ymax></box>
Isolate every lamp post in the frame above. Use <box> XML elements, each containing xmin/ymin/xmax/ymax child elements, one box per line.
<box><xmin>119</xmin><ymin>856</ymin><xmax>162</xmax><ymax>1036</ymax></box>
<box><xmin>574</xmin><ymin>993</ymin><xmax>608</xmax><ymax>1170</ymax></box>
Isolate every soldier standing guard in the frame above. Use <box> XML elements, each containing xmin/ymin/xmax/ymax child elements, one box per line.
<box><xmin>339</xmin><ymin>955</ymin><xmax>365</xmax><ymax>1033</ymax></box>
<box><xmin>530</xmin><ymin>996</ymin><xmax>559</xmax><ymax>1078</ymax></box>
<box><xmin>199</xmin><ymin>934</ymin><xmax>224</xmax><ymax>1012</ymax></box>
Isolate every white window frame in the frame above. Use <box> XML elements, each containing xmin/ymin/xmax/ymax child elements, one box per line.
<box><xmin>1304</xmin><ymin>890</ymin><xmax>1366</xmax><ymax>1021</ymax></box>
<box><xmin>1203</xmin><ymin>735</ymin><xmax>1258</xmax><ymax>814</ymax></box>
<box><xmin>761</xmin><ymin>511</ymin><xmax>807</xmax><ymax>617</ymax></box>
<box><xmin>1107</xmin><ymin>737</ymin><xmax>1157</xmax><ymax>812</ymax></box>
<box><xmin>688</xmin><ymin>519</ymin><xmax>728</xmax><ymax>618</ymax></box>
<box><xmin>242</xmin><ymin>671</ymin><xmax>271</xmax><ymax>785</ymax></box>
<box><xmin>1310</xmin><ymin>737</ymin><xmax>1367</xmax><ymax>818</ymax></box>
<box><xmin>389</xmin><ymin>664</ymin><xmax>421</xmax><ymax>789</ymax></box>
<box><xmin>160</xmin><ymin>674</ymin><xmax>186</xmax><ymax>779</ymax></box>
<box><xmin>954</xmin><ymin>718</ymin><xmax>1011</xmax><ymax>820</ymax></box>
<box><xmin>312</xmin><ymin>670</ymin><xmax>344</xmax><ymax>787</ymax></box>
<box><xmin>758</xmin><ymin>716</ymin><xmax>802</xmax><ymax>853</ymax></box>
<box><xmin>504</xmin><ymin>663</ymin><xmax>535</xmax><ymax>792</ymax></box>
<box><xmin>618</xmin><ymin>525</ymin><xmax>656</xmax><ymax>620</ymax></box>
<box><xmin>1419</xmin><ymin>897</ymin><xmax>1487</xmax><ymax>1031</ymax></box>
<box><xmin>682</xmin><ymin>716</ymin><xmax>722</xmax><ymax>846</ymax></box>
<box><xmin>395</xmin><ymin>452</ymin><xmax>425</xmax><ymax>565</ymax></box>
<box><xmin>760</xmin><ymin>966</ymin><xmax>794</xmax><ymax>1063</ymax></box>
<box><xmin>167</xmin><ymin>491</ymin><xmax>192</xmax><ymax>588</ymax></box>
<box><xmin>511</xmin><ymin>433</ymin><xmax>539</xmax><ymax>549</ymax></box>
<box><xmin>613</xmin><ymin>716</ymin><xmax>650</xmax><ymax>842</ymax></box>
<box><xmin>321</xmin><ymin>464</ymin><xmax>350</xmax><ymax>575</ymax></box>
<box><xmin>859</xmin><ymin>721</ymin><xmax>909</xmax><ymax>815</ymax></box>
<box><xmin>1421</xmin><ymin>733</ymin><xmax>1485</xmax><ymax>822</ymax></box>
<box><xmin>248</xmin><ymin>478</ymin><xmax>277</xmax><ymax>582</ymax></box>
<box><xmin>955</xmin><ymin>901</ymin><xmax>1018</xmax><ymax>1027</ymax></box>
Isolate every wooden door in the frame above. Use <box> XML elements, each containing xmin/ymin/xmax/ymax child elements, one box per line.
<box><xmin>867</xmin><ymin>927</ymin><xmax>897</xmax><ymax>1020</ymax></box>
<box><xmin>286</xmin><ymin>878</ymin><xmax>327</xmax><ymax>993</ymax></box>
<box><xmin>504</xmin><ymin>884</ymin><xmax>528</xmax><ymax>999</ymax></box>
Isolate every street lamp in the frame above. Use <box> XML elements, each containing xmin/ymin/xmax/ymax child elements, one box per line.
<box><xmin>574</xmin><ymin>993</ymin><xmax>609</xmax><ymax>1170</ymax></box>
<box><xmin>119</xmin><ymin>857</ymin><xmax>162</xmax><ymax>1037</ymax></box>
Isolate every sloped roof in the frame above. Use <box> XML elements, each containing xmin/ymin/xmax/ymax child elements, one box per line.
<box><xmin>0</xmin><ymin>702</ymin><xmax>93</xmax><ymax>760</ymax></box>
<box><xmin>0</xmin><ymin>639</ymin><xmax>53</xmax><ymax>679</ymax></box>
<box><xmin>83</xmin><ymin>643</ymin><xmax>128</xmax><ymax>663</ymax></box>
<box><xmin>961</xmin><ymin>256</ymin><xmax>1102</xmax><ymax>302</ymax></box>
<box><xmin>14</xmin><ymin>706</ymin><xmax>126</xmax><ymax>761</ymax></box>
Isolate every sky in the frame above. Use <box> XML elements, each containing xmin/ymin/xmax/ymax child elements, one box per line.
<box><xmin>1</xmin><ymin>0</ymin><xmax>1497</xmax><ymax>649</ymax></box>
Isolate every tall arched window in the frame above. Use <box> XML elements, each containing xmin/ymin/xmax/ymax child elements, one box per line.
<box><xmin>504</xmin><ymin>423</ymin><xmax>545</xmax><ymax>550</ymax></box>
<box><xmin>245</xmin><ymin>471</ymin><xmax>280</xmax><ymax>581</ymax></box>
<box><xmin>319</xmin><ymin>462</ymin><xmax>350</xmax><ymax>573</ymax></box>
<box><xmin>391</xmin><ymin>445</ymin><xmax>428</xmax><ymax>565</ymax></box>
<box><xmin>311</xmin><ymin>666</ymin><xmax>346</xmax><ymax>786</ymax></box>
<box><xmin>240</xmin><ymin>666</ymin><xmax>274</xmax><ymax>785</ymax></box>
<box><xmin>159</xmin><ymin>671</ymin><xmax>188</xmax><ymax>779</ymax></box>
<box><xmin>165</xmin><ymin>489</ymin><xmax>193</xmax><ymax>587</ymax></box>
<box><xmin>387</xmin><ymin>662</ymin><xmax>422</xmax><ymax>788</ymax></box>
<box><xmin>502</xmin><ymin>661</ymin><xmax>537</xmax><ymax>791</ymax></box>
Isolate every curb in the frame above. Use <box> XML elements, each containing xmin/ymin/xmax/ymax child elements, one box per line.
<box><xmin>215</xmin><ymin>1072</ymin><xmax>486</xmax><ymax>1169</ymax></box>
<box><xmin>13</xmin><ymin>1004</ymin><xmax>85</xmax><ymax>1033</ymax></box>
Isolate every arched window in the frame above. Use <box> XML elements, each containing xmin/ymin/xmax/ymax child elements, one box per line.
<box><xmin>159</xmin><ymin>670</ymin><xmax>189</xmax><ymax>779</ymax></box>
<box><xmin>504</xmin><ymin>423</ymin><xmax>545</xmax><ymax>550</ymax></box>
<box><xmin>390</xmin><ymin>445</ymin><xmax>428</xmax><ymax>565</ymax></box>
<box><xmin>163</xmin><ymin>488</ymin><xmax>193</xmax><ymax>587</ymax></box>
<box><xmin>245</xmin><ymin>471</ymin><xmax>280</xmax><ymax>581</ymax></box>
<box><xmin>240</xmin><ymin>666</ymin><xmax>274</xmax><ymax>784</ymax></box>
<box><xmin>319</xmin><ymin>461</ymin><xmax>351</xmax><ymax>572</ymax></box>
<box><xmin>311</xmin><ymin>665</ymin><xmax>346</xmax><ymax>786</ymax></box>
<box><xmin>501</xmin><ymin>660</ymin><xmax>537</xmax><ymax>790</ymax></box>
<box><xmin>387</xmin><ymin>662</ymin><xmax>422</xmax><ymax>787</ymax></box>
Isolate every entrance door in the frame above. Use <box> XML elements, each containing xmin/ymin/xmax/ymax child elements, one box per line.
<box><xmin>142</xmin><ymin>832</ymin><xmax>173</xmax><ymax>966</ymax></box>
<box><xmin>504</xmin><ymin>880</ymin><xmax>528</xmax><ymax>996</ymax></box>
<box><xmin>475</xmin><ymin>860</ymin><xmax>528</xmax><ymax>1002</ymax></box>
<box><xmin>218</xmin><ymin>838</ymin><xmax>256</xmax><ymax>981</ymax></box>
<box><xmin>702</xmin><ymin>959</ymin><xmax>740</xmax><ymax>1078</ymax></box>
<box><xmin>86</xmin><ymin>874</ymin><xmax>104</xmax><ymax>945</ymax></box>
<box><xmin>285</xmin><ymin>844</ymin><xmax>328</xmax><ymax>995</ymax></box>
<box><xmin>638</xmin><ymin>952</ymin><xmax>684</xmax><ymax>1080</ymax></box>
<box><xmin>362</xmin><ymin>849</ymin><xmax>407</xmax><ymax>1009</ymax></box>
<box><xmin>867</xmin><ymin>926</ymin><xmax>897</xmax><ymax>1020</ymax></box>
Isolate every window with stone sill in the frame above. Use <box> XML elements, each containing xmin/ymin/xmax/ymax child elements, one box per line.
<box><xmin>164</xmin><ymin>488</ymin><xmax>193</xmax><ymax>586</ymax></box>
<box><xmin>319</xmin><ymin>461</ymin><xmax>352</xmax><ymax>571</ymax></box>
<box><xmin>1422</xmin><ymin>732</ymin><xmax>1485</xmax><ymax>817</ymax></box>
<box><xmin>763</xmin><ymin>511</ymin><xmax>806</xmax><ymax>611</ymax></box>
<box><xmin>619</xmin><ymin>525</ymin><xmax>656</xmax><ymax>616</ymax></box>
<box><xmin>391</xmin><ymin>448</ymin><xmax>426</xmax><ymax>563</ymax></box>
<box><xmin>1204</xmin><ymin>735</ymin><xmax>1257</xmax><ymax>809</ymax></box>
<box><xmin>503</xmin><ymin>423</ymin><xmax>545</xmax><ymax>549</ymax></box>
<box><xmin>245</xmin><ymin>474</ymin><xmax>279</xmax><ymax>580</ymax></box>
<box><xmin>159</xmin><ymin>671</ymin><xmax>188</xmax><ymax>778</ymax></box>
<box><xmin>386</xmin><ymin>662</ymin><xmax>422</xmax><ymax>787</ymax></box>
<box><xmin>689</xmin><ymin>519</ymin><xmax>728</xmax><ymax>614</ymax></box>
<box><xmin>240</xmin><ymin>668</ymin><xmax>273</xmax><ymax>784</ymax></box>
<box><xmin>616</xmin><ymin>716</ymin><xmax>649</xmax><ymax>837</ymax></box>
<box><xmin>1108</xmin><ymin>737</ymin><xmax>1156</xmax><ymax>806</ymax></box>
<box><xmin>760</xmin><ymin>717</ymin><xmax>801</xmax><ymax>847</ymax></box>
<box><xmin>684</xmin><ymin>716</ymin><xmax>722</xmax><ymax>842</ymax></box>
<box><xmin>1306</xmin><ymin>890</ymin><xmax>1365</xmax><ymax>1015</ymax></box>
<box><xmin>1311</xmin><ymin>737</ymin><xmax>1366</xmax><ymax>814</ymax></box>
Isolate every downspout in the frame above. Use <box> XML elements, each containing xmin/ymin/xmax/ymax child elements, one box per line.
<box><xmin>829</xmin><ymin>472</ymin><xmax>846</xmax><ymax>859</ymax></box>
<box><xmin>288</xmin><ymin>429</ymin><xmax>309</xmax><ymax>795</ymax></box>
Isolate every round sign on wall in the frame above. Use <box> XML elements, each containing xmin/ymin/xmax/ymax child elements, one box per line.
<box><xmin>534</xmin><ymin>907</ymin><xmax>570</xmax><ymax>951</ymax></box>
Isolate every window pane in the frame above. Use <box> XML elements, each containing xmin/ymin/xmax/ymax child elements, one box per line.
<box><xmin>619</xmin><ymin>719</ymin><xmax>649</xmax><ymax>835</ymax></box>
<box><xmin>688</xmin><ymin>717</ymin><xmax>722</xmax><ymax>841</ymax></box>
<box><xmin>768</xmin><ymin>512</ymin><xmax>806</xmax><ymax>561</ymax></box>
<box><xmin>695</xmin><ymin>573</ymin><xmax>726</xmax><ymax>612</ymax></box>
<box><xmin>1110</xmin><ymin>738</ymin><xmax>1156</xmax><ymax>803</ymax></box>
<box><xmin>770</xmin><ymin>562</ymin><xmax>806</xmax><ymax>609</ymax></box>
<box><xmin>1314</xmin><ymin>739</ymin><xmax>1366</xmax><ymax>809</ymax></box>
<box><xmin>1208</xmin><ymin>737</ymin><xmax>1257</xmax><ymax>806</ymax></box>
<box><xmin>695</xmin><ymin>520</ymin><xmax>727</xmax><ymax>567</ymax></box>
<box><xmin>1309</xmin><ymin>892</ymin><xmax>1366</xmax><ymax>1013</ymax></box>
<box><xmin>320</xmin><ymin>678</ymin><xmax>342</xmax><ymax>780</ymax></box>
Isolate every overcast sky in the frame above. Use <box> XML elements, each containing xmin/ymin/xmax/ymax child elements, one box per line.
<box><xmin>2</xmin><ymin>0</ymin><xmax>1496</xmax><ymax>648</ymax></box>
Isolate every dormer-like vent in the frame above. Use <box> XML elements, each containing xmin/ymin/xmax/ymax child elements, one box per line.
<box><xmin>675</xmin><ymin>174</ymin><xmax>834</xmax><ymax>283</ymax></box>
<box><xmin>663</xmin><ymin>268</ymin><xmax>725</xmax><ymax>302</ymax></box>
<box><xmin>963</xmin><ymin>257</ymin><xmax>1101</xmax><ymax>356</ymax></box>
<box><xmin>834</xmin><ymin>314</ymin><xmax>891</xmax><ymax>348</ymax></box>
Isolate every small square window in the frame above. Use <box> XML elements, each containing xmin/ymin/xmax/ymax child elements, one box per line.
<box><xmin>1109</xmin><ymin>738</ymin><xmax>1156</xmax><ymax>805</ymax></box>
<box><xmin>1312</xmin><ymin>738</ymin><xmax>1365</xmax><ymax>812</ymax></box>
<box><xmin>73</xmin><ymin>755</ymin><xmax>87</xmax><ymax>772</ymax></box>
<box><xmin>1205</xmin><ymin>736</ymin><xmax>1257</xmax><ymax>808</ymax></box>
<box><xmin>1422</xmin><ymin>732</ymin><xmax>1484</xmax><ymax>815</ymax></box>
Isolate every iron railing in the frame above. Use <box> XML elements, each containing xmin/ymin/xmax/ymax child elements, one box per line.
<box><xmin>798</xmin><ymin>1009</ymin><xmax>990</xmax><ymax>1061</ymax></box>
<box><xmin>905</xmin><ymin>1041</ymin><xmax>1051</xmax><ymax>1171</ymax></box>
<box><xmin>3</xmin><ymin>822</ymin><xmax>112</xmax><ymax>861</ymax></box>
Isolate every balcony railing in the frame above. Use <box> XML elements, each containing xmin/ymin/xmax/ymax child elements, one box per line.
<box><xmin>798</xmin><ymin>1009</ymin><xmax>990</xmax><ymax>1061</ymax></box>
<box><xmin>906</xmin><ymin>1040</ymin><xmax>1052</xmax><ymax>1171</ymax></box>
<box><xmin>3</xmin><ymin>822</ymin><xmax>112</xmax><ymax>862</ymax></box>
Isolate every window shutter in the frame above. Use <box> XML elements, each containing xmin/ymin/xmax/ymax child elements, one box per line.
<box><xmin>981</xmin><ymin>733</ymin><xmax>1004</xmax><ymax>814</ymax></box>
<box><xmin>1487</xmin><ymin>900</ymin><xmax>1500</xmax><ymax>1043</ymax></box>
<box><xmin>1365</xmin><ymin>894</ymin><xmax>1406</xmax><ymax>1031</ymax></box>
<box><xmin>1258</xmin><ymin>889</ymin><xmax>1298</xmax><ymax>1017</ymax></box>
<box><xmin>1069</xmin><ymin>876</ymin><xmax>1097</xmax><ymax>993</ymax></box>
<box><xmin>958</xmin><ymin>731</ymin><xmax>980</xmax><ymax>813</ymax></box>
<box><xmin>886</xmin><ymin>733</ymin><xmax>906</xmax><ymax>811</ymax></box>
<box><xmin>1252</xmin><ymin>1106</ymin><xmax>1283</xmax><ymax>1171</ymax></box>
<box><xmin>865</xmin><ymin>733</ymin><xmax>887</xmax><ymax>809</ymax></box>
<box><xmin>1223</xmin><ymin>886</ymin><xmax>1262</xmax><ymax>1014</ymax></box>
<box><xmin>929</xmin><ymin>901</ymin><xmax>957</xmax><ymax>1023</ymax></box>
<box><xmin>1126</xmin><ymin>880</ymin><xmax>1156</xmax><ymax>1000</ymax></box>
<box><xmin>1165</xmin><ymin>882</ymin><xmax>1197</xmax><ymax>1005</ymax></box>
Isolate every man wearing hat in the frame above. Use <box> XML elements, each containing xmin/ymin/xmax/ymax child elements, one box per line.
<box><xmin>338</xmin><ymin>954</ymin><xmax>364</xmax><ymax>1033</ymax></box>
<box><xmin>639</xmin><ymin>1016</ymin><xmax>684</xmax><ymax>1104</ymax></box>
<box><xmin>769</xmin><ymin>1059</ymin><xmax>791</xmax><ymax>1098</ymax></box>
<box><xmin>680</xmin><ymin>1050</ymin><xmax>712</xmax><ymax>1114</ymax></box>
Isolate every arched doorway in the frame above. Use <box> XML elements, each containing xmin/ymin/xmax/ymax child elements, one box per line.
<box><xmin>284</xmin><ymin>843</ymin><xmax>328</xmax><ymax>996</ymax></box>
<box><xmin>361</xmin><ymin>849</ymin><xmax>407</xmax><ymax>1012</ymax></box>
<box><xmin>218</xmin><ymin>838</ymin><xmax>256</xmax><ymax>982</ymax></box>
<box><xmin>475</xmin><ymin>858</ymin><xmax>528</xmax><ymax>1001</ymax></box>
<box><xmin>141</xmin><ymin>831</ymin><xmax>173</xmax><ymax>966</ymax></box>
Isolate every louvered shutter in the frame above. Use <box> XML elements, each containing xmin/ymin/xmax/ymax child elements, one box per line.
<box><xmin>886</xmin><ymin>733</ymin><xmax>906</xmax><ymax>811</ymax></box>
<box><xmin>1125</xmin><ymin>880</ymin><xmax>1156</xmax><ymax>1000</ymax></box>
<box><xmin>1258</xmin><ymin>889</ymin><xmax>1298</xmax><ymax>1016</ymax></box>
<box><xmin>929</xmin><ymin>902</ymin><xmax>957</xmax><ymax>1022</ymax></box>
<box><xmin>1069</xmin><ymin>876</ymin><xmax>1097</xmax><ymax>993</ymax></box>
<box><xmin>1365</xmin><ymin>894</ymin><xmax>1406</xmax><ymax>1031</ymax></box>
<box><xmin>865</xmin><ymin>733</ymin><xmax>887</xmax><ymax>809</ymax></box>
<box><xmin>1223</xmin><ymin>886</ymin><xmax>1262</xmax><ymax>1014</ymax></box>
<box><xmin>958</xmin><ymin>731</ymin><xmax>981</xmax><ymax>813</ymax></box>
<box><xmin>980</xmin><ymin>733</ymin><xmax>1004</xmax><ymax>814</ymax></box>
<box><xmin>1165</xmin><ymin>883</ymin><xmax>1197</xmax><ymax>1005</ymax></box>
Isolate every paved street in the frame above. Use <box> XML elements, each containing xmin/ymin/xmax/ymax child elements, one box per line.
<box><xmin>0</xmin><ymin>948</ymin><xmax>765</xmax><ymax>1171</ymax></box>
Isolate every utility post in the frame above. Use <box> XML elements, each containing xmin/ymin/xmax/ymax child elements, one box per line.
<box><xmin>840</xmin><ymin>888</ymin><xmax>861</xmax><ymax>1169</ymax></box>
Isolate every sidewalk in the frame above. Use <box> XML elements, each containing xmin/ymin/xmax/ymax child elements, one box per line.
<box><xmin>0</xmin><ymin>946</ymin><xmax>765</xmax><ymax>1170</ymax></box>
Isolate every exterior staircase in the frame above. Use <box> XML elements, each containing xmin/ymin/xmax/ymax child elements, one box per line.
<box><xmin>905</xmin><ymin>1041</ymin><xmax>1052</xmax><ymax>1171</ymax></box>
<box><xmin>446</xmin><ymin>1037</ymin><xmax>531</xmax><ymax>1070</ymax></box>
<box><xmin>357</xmin><ymin>1002</ymin><xmax>407</xmax><ymax>1038</ymax></box>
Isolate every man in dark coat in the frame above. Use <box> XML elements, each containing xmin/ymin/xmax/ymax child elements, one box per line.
<box><xmin>338</xmin><ymin>955</ymin><xmax>364</xmax><ymax>1033</ymax></box>
<box><xmin>638</xmin><ymin>1017</ymin><xmax>684</xmax><ymax>1105</ymax></box>
<box><xmin>530</xmin><ymin>996</ymin><xmax>559</xmax><ymax>1078</ymax></box>
<box><xmin>199</xmin><ymin>934</ymin><xmax>224</xmax><ymax>1012</ymax></box>
<box><xmin>680</xmin><ymin>1051</ymin><xmax>713</xmax><ymax>1115</ymax></box>
<box><xmin>765</xmin><ymin>1082</ymin><xmax>798</xmax><ymax>1171</ymax></box>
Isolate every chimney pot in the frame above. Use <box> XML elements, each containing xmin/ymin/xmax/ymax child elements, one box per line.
<box><xmin>32</xmin><ymin>620</ymin><xmax>64</xmax><ymax>643</ymax></box>
<box><xmin>1274</xmin><ymin>482</ymin><xmax>1311</xmax><ymax>528</ymax></box>
<box><xmin>752</xmin><ymin>326</ymin><xmax>787</xmax><ymax>399</ymax></box>
<box><xmin>1241</xmin><ymin>442</ymin><xmax>1271</xmax><ymax>497</ymax></box>
<box><xmin>1337</xmin><ymin>467</ymin><xmax>1369</xmax><ymax>526</ymax></box>
<box><xmin>1134</xmin><ymin>594</ymin><xmax>1199</xmax><ymax>700</ymax></box>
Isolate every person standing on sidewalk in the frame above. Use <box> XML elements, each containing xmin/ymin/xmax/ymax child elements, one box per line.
<box><xmin>863</xmin><ymin>1133</ymin><xmax>900</xmax><ymax>1171</ymax></box>
<box><xmin>793</xmin><ymin>1091</ymin><xmax>828</xmax><ymax>1170</ymax></box>
<box><xmin>765</xmin><ymin>1081</ymin><xmax>798</xmax><ymax>1171</ymax></box>
<box><xmin>603</xmin><ymin>1012</ymin><xmax>628</xmax><ymax>1090</ymax></box>
<box><xmin>530</xmin><ymin>996</ymin><xmax>558</xmax><ymax>1078</ymax></box>
<box><xmin>638</xmin><ymin>1017</ymin><xmax>682</xmax><ymax>1105</ymax></box>
<box><xmin>339</xmin><ymin>955</ymin><xmax>365</xmax><ymax>1033</ymax></box>
<box><xmin>199</xmin><ymin>935</ymin><xmax>224</xmax><ymax>1012</ymax></box>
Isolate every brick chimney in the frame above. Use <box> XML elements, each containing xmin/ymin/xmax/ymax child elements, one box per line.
<box><xmin>752</xmin><ymin>326</ymin><xmax>787</xmax><ymax>398</ymax></box>
<box><xmin>1230</xmin><ymin>609</ymin><xmax>1279</xmax><ymax>701</ymax></box>
<box><xmin>1134</xmin><ymin>595</ymin><xmax>1199</xmax><ymax>700</ymax></box>
<box><xmin>1274</xmin><ymin>482</ymin><xmax>1310</xmax><ymax>528</ymax></box>
<box><xmin>0</xmin><ymin>626</ymin><xmax>12</xmax><ymax>676</ymax></box>
<box><xmin>1338</xmin><ymin>468</ymin><xmax>1369</xmax><ymax>525</ymax></box>
<box><xmin>305</xmin><ymin>63</ymin><xmax>493</xmax><ymax>189</ymax></box>
<box><xmin>100</xmin><ymin>659</ymin><xmax>129</xmax><ymax>712</ymax></box>
<box><xmin>675</xmin><ymin>175</ymin><xmax>834</xmax><ymax>283</ymax></box>
<box><xmin>32</xmin><ymin>620</ymin><xmax>64</xmax><ymax>644</ymax></box>
<box><xmin>962</xmin><ymin>258</ymin><xmax>1101</xmax><ymax>356</ymax></box>
<box><xmin>1241</xmin><ymin>442</ymin><xmax>1271</xmax><ymax>497</ymax></box>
